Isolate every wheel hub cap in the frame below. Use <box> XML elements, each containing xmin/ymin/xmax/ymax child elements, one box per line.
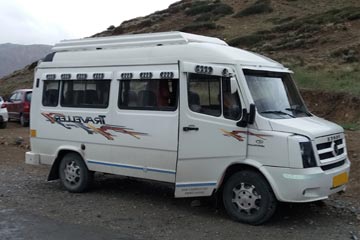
<box><xmin>232</xmin><ymin>183</ymin><xmax>261</xmax><ymax>214</ymax></box>
<box><xmin>64</xmin><ymin>161</ymin><xmax>80</xmax><ymax>185</ymax></box>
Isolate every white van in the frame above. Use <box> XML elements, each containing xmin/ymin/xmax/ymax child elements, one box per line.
<box><xmin>26</xmin><ymin>32</ymin><xmax>350</xmax><ymax>225</ymax></box>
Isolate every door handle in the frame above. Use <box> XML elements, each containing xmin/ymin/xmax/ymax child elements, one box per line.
<box><xmin>183</xmin><ymin>126</ymin><xmax>199</xmax><ymax>132</ymax></box>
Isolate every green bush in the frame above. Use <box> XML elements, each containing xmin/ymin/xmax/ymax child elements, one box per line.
<box><xmin>274</xmin><ymin>7</ymin><xmax>360</xmax><ymax>33</ymax></box>
<box><xmin>185</xmin><ymin>1</ymin><xmax>233</xmax><ymax>17</ymax></box>
<box><xmin>234</xmin><ymin>0</ymin><xmax>273</xmax><ymax>17</ymax></box>
<box><xmin>180</xmin><ymin>22</ymin><xmax>218</xmax><ymax>32</ymax></box>
<box><xmin>228</xmin><ymin>34</ymin><xmax>265</xmax><ymax>47</ymax></box>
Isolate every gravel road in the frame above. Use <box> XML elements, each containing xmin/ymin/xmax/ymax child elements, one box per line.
<box><xmin>0</xmin><ymin>122</ymin><xmax>359</xmax><ymax>239</ymax></box>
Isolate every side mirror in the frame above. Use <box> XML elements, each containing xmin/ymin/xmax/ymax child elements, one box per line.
<box><xmin>248</xmin><ymin>103</ymin><xmax>256</xmax><ymax>124</ymax></box>
<box><xmin>237</xmin><ymin>108</ymin><xmax>248</xmax><ymax>128</ymax></box>
<box><xmin>236</xmin><ymin>103</ymin><xmax>256</xmax><ymax>128</ymax></box>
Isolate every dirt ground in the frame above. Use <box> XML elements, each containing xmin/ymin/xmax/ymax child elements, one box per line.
<box><xmin>0</xmin><ymin>122</ymin><xmax>359</xmax><ymax>240</ymax></box>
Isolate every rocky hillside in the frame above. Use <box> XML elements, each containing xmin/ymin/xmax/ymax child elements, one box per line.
<box><xmin>94</xmin><ymin>0</ymin><xmax>360</xmax><ymax>67</ymax></box>
<box><xmin>0</xmin><ymin>0</ymin><xmax>359</xmax><ymax>125</ymax></box>
<box><xmin>0</xmin><ymin>43</ymin><xmax>52</xmax><ymax>78</ymax></box>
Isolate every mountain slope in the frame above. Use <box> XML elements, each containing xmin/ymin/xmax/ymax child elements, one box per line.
<box><xmin>0</xmin><ymin>43</ymin><xmax>52</xmax><ymax>78</ymax></box>
<box><xmin>93</xmin><ymin>0</ymin><xmax>360</xmax><ymax>67</ymax></box>
<box><xmin>0</xmin><ymin>0</ymin><xmax>359</xmax><ymax>125</ymax></box>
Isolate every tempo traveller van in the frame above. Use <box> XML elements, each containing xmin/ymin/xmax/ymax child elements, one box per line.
<box><xmin>26</xmin><ymin>32</ymin><xmax>350</xmax><ymax>225</ymax></box>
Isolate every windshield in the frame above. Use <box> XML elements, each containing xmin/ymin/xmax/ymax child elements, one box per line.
<box><xmin>244</xmin><ymin>69</ymin><xmax>311</xmax><ymax>119</ymax></box>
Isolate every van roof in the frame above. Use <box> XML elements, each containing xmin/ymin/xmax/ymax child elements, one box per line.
<box><xmin>41</xmin><ymin>32</ymin><xmax>285</xmax><ymax>70</ymax></box>
<box><xmin>53</xmin><ymin>31</ymin><xmax>228</xmax><ymax>52</ymax></box>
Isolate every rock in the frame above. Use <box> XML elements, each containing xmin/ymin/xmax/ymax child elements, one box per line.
<box><xmin>15</xmin><ymin>137</ymin><xmax>24</xmax><ymax>145</ymax></box>
<box><xmin>350</xmin><ymin>231</ymin><xmax>359</xmax><ymax>240</ymax></box>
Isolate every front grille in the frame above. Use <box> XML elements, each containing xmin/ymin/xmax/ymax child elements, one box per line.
<box><xmin>315</xmin><ymin>133</ymin><xmax>346</xmax><ymax>166</ymax></box>
<box><xmin>320</xmin><ymin>160</ymin><xmax>345</xmax><ymax>171</ymax></box>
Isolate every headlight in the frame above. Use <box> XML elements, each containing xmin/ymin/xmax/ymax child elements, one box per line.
<box><xmin>299</xmin><ymin>142</ymin><xmax>316</xmax><ymax>168</ymax></box>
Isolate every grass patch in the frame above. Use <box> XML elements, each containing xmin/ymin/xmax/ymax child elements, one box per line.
<box><xmin>292</xmin><ymin>66</ymin><xmax>360</xmax><ymax>96</ymax></box>
<box><xmin>234</xmin><ymin>0</ymin><xmax>273</xmax><ymax>17</ymax></box>
<box><xmin>341</xmin><ymin>122</ymin><xmax>360</xmax><ymax>131</ymax></box>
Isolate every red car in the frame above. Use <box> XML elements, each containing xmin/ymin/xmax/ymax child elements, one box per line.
<box><xmin>6</xmin><ymin>89</ymin><xmax>32</xmax><ymax>127</ymax></box>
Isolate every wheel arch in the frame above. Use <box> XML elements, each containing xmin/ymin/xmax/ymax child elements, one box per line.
<box><xmin>216</xmin><ymin>161</ymin><xmax>281</xmax><ymax>201</ymax></box>
<box><xmin>47</xmin><ymin>147</ymin><xmax>84</xmax><ymax>181</ymax></box>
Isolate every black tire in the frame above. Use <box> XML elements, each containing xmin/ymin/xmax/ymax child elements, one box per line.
<box><xmin>20</xmin><ymin>114</ymin><xmax>28</xmax><ymax>127</ymax></box>
<box><xmin>222</xmin><ymin>170</ymin><xmax>277</xmax><ymax>225</ymax></box>
<box><xmin>0</xmin><ymin>121</ymin><xmax>7</xmax><ymax>129</ymax></box>
<box><xmin>59</xmin><ymin>153</ymin><xmax>93</xmax><ymax>193</ymax></box>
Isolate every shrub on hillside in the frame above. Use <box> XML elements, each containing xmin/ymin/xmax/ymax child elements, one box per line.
<box><xmin>180</xmin><ymin>22</ymin><xmax>218</xmax><ymax>32</ymax></box>
<box><xmin>185</xmin><ymin>1</ymin><xmax>233</xmax><ymax>17</ymax></box>
<box><xmin>234</xmin><ymin>0</ymin><xmax>273</xmax><ymax>18</ymax></box>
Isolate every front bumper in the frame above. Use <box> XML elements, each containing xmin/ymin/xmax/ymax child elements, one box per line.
<box><xmin>0</xmin><ymin>112</ymin><xmax>8</xmax><ymax>122</ymax></box>
<box><xmin>25</xmin><ymin>151</ymin><xmax>40</xmax><ymax>165</ymax></box>
<box><xmin>261</xmin><ymin>158</ymin><xmax>350</xmax><ymax>202</ymax></box>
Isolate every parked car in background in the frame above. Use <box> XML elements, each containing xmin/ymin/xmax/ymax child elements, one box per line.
<box><xmin>6</xmin><ymin>89</ymin><xmax>32</xmax><ymax>127</ymax></box>
<box><xmin>0</xmin><ymin>96</ymin><xmax>8</xmax><ymax>128</ymax></box>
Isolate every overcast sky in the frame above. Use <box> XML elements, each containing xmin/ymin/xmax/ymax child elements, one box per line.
<box><xmin>0</xmin><ymin>0</ymin><xmax>177</xmax><ymax>46</ymax></box>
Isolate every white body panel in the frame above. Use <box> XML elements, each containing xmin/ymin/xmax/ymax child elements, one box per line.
<box><xmin>27</xmin><ymin>32</ymin><xmax>350</xmax><ymax>203</ymax></box>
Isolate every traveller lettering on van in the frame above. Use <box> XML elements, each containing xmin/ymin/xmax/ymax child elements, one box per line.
<box><xmin>221</xmin><ymin>129</ymin><xmax>272</xmax><ymax>142</ymax></box>
<box><xmin>41</xmin><ymin>112</ymin><xmax>148</xmax><ymax>140</ymax></box>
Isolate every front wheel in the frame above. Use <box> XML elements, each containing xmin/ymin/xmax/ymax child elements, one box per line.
<box><xmin>222</xmin><ymin>170</ymin><xmax>277</xmax><ymax>225</ymax></box>
<box><xmin>59</xmin><ymin>153</ymin><xmax>93</xmax><ymax>193</ymax></box>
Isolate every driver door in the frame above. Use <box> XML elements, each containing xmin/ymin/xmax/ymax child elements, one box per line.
<box><xmin>175</xmin><ymin>62</ymin><xmax>248</xmax><ymax>197</ymax></box>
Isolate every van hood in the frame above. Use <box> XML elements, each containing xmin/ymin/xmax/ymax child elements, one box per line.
<box><xmin>269</xmin><ymin>116</ymin><xmax>343</xmax><ymax>140</ymax></box>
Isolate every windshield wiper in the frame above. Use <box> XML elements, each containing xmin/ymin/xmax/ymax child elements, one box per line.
<box><xmin>261</xmin><ymin>110</ymin><xmax>295</xmax><ymax>118</ymax></box>
<box><xmin>285</xmin><ymin>107</ymin><xmax>311</xmax><ymax>116</ymax></box>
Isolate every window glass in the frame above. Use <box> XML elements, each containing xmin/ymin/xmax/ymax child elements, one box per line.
<box><xmin>26</xmin><ymin>92</ymin><xmax>32</xmax><ymax>102</ymax></box>
<box><xmin>118</xmin><ymin>79</ymin><xmax>178</xmax><ymax>111</ymax></box>
<box><xmin>245</xmin><ymin>69</ymin><xmax>310</xmax><ymax>119</ymax></box>
<box><xmin>222</xmin><ymin>77</ymin><xmax>241</xmax><ymax>120</ymax></box>
<box><xmin>61</xmin><ymin>80</ymin><xmax>110</xmax><ymax>108</ymax></box>
<box><xmin>42</xmin><ymin>81</ymin><xmax>59</xmax><ymax>106</ymax></box>
<box><xmin>10</xmin><ymin>93</ymin><xmax>18</xmax><ymax>101</ymax></box>
<box><xmin>188</xmin><ymin>73</ymin><xmax>221</xmax><ymax>117</ymax></box>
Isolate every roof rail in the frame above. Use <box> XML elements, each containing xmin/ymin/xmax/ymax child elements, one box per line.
<box><xmin>52</xmin><ymin>31</ymin><xmax>228</xmax><ymax>52</ymax></box>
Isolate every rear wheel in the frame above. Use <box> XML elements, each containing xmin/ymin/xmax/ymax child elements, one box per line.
<box><xmin>59</xmin><ymin>153</ymin><xmax>93</xmax><ymax>193</ymax></box>
<box><xmin>20</xmin><ymin>114</ymin><xmax>28</xmax><ymax>127</ymax></box>
<box><xmin>0</xmin><ymin>121</ymin><xmax>7</xmax><ymax>129</ymax></box>
<box><xmin>222</xmin><ymin>170</ymin><xmax>277</xmax><ymax>225</ymax></box>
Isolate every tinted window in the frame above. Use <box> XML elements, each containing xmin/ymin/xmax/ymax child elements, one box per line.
<box><xmin>43</xmin><ymin>81</ymin><xmax>59</xmax><ymax>106</ymax></box>
<box><xmin>187</xmin><ymin>73</ymin><xmax>242</xmax><ymax>120</ymax></box>
<box><xmin>61</xmin><ymin>80</ymin><xmax>110</xmax><ymax>108</ymax></box>
<box><xmin>188</xmin><ymin>73</ymin><xmax>221</xmax><ymax>117</ymax></box>
<box><xmin>118</xmin><ymin>79</ymin><xmax>178</xmax><ymax>111</ymax></box>
<box><xmin>25</xmin><ymin>92</ymin><xmax>32</xmax><ymax>102</ymax></box>
<box><xmin>10</xmin><ymin>93</ymin><xmax>18</xmax><ymax>101</ymax></box>
<box><xmin>222</xmin><ymin>77</ymin><xmax>241</xmax><ymax>120</ymax></box>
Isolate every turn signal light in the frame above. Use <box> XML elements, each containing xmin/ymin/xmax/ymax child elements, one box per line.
<box><xmin>30</xmin><ymin>129</ymin><xmax>37</xmax><ymax>138</ymax></box>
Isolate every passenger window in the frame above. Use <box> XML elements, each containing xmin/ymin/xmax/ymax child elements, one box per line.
<box><xmin>222</xmin><ymin>77</ymin><xmax>241</xmax><ymax>120</ymax></box>
<box><xmin>42</xmin><ymin>81</ymin><xmax>59</xmax><ymax>106</ymax></box>
<box><xmin>118</xmin><ymin>79</ymin><xmax>178</xmax><ymax>111</ymax></box>
<box><xmin>10</xmin><ymin>93</ymin><xmax>18</xmax><ymax>101</ymax></box>
<box><xmin>61</xmin><ymin>80</ymin><xmax>110</xmax><ymax>108</ymax></box>
<box><xmin>26</xmin><ymin>92</ymin><xmax>32</xmax><ymax>102</ymax></box>
<box><xmin>188</xmin><ymin>73</ymin><xmax>221</xmax><ymax>117</ymax></box>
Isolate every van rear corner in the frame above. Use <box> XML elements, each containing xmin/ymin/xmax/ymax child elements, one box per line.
<box><xmin>25</xmin><ymin>151</ymin><xmax>40</xmax><ymax>165</ymax></box>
